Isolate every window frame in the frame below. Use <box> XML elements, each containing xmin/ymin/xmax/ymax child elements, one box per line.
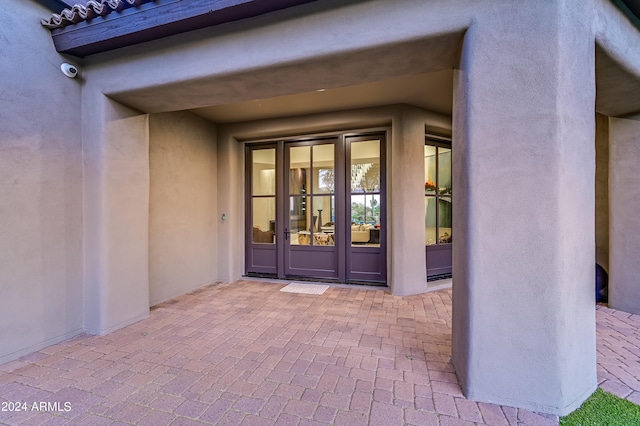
<box><xmin>425</xmin><ymin>134</ymin><xmax>452</xmax><ymax>246</ymax></box>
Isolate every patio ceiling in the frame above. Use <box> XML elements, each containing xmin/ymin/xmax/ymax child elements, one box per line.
<box><xmin>596</xmin><ymin>45</ymin><xmax>640</xmax><ymax>118</ymax></box>
<box><xmin>190</xmin><ymin>70</ymin><xmax>454</xmax><ymax>124</ymax></box>
<box><xmin>41</xmin><ymin>0</ymin><xmax>639</xmax><ymax>121</ymax></box>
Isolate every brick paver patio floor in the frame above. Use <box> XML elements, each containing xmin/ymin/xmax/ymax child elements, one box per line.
<box><xmin>0</xmin><ymin>280</ymin><xmax>637</xmax><ymax>425</ymax></box>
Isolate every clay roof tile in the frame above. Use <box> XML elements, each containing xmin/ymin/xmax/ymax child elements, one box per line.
<box><xmin>41</xmin><ymin>0</ymin><xmax>152</xmax><ymax>29</ymax></box>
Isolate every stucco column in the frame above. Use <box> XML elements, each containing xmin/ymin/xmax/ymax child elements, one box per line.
<box><xmin>389</xmin><ymin>106</ymin><xmax>428</xmax><ymax>295</ymax></box>
<box><xmin>217</xmin><ymin>128</ymin><xmax>245</xmax><ymax>282</ymax></box>
<box><xmin>452</xmin><ymin>3</ymin><xmax>596</xmax><ymax>415</ymax></box>
<box><xmin>83</xmin><ymin>93</ymin><xmax>150</xmax><ymax>334</ymax></box>
<box><xmin>609</xmin><ymin>117</ymin><xmax>640</xmax><ymax>314</ymax></box>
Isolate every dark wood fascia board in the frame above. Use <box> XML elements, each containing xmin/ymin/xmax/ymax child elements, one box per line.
<box><xmin>622</xmin><ymin>0</ymin><xmax>640</xmax><ymax>18</ymax></box>
<box><xmin>50</xmin><ymin>0</ymin><xmax>318</xmax><ymax>57</ymax></box>
<box><xmin>616</xmin><ymin>0</ymin><xmax>640</xmax><ymax>29</ymax></box>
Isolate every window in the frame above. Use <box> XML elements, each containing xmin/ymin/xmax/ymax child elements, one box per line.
<box><xmin>251</xmin><ymin>147</ymin><xmax>276</xmax><ymax>244</ymax></box>
<box><xmin>350</xmin><ymin>139</ymin><xmax>381</xmax><ymax>247</ymax></box>
<box><xmin>425</xmin><ymin>137</ymin><xmax>452</xmax><ymax>246</ymax></box>
<box><xmin>289</xmin><ymin>143</ymin><xmax>335</xmax><ymax>246</ymax></box>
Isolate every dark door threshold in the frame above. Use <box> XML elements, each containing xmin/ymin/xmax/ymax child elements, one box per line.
<box><xmin>427</xmin><ymin>273</ymin><xmax>453</xmax><ymax>282</ymax></box>
<box><xmin>245</xmin><ymin>272</ymin><xmax>278</xmax><ymax>279</ymax></box>
<box><xmin>244</xmin><ymin>273</ymin><xmax>388</xmax><ymax>288</ymax></box>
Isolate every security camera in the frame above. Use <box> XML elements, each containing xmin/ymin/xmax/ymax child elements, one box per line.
<box><xmin>61</xmin><ymin>63</ymin><xmax>78</xmax><ymax>78</ymax></box>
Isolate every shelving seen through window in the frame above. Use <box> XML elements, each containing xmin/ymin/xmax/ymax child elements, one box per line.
<box><xmin>425</xmin><ymin>136</ymin><xmax>452</xmax><ymax>246</ymax></box>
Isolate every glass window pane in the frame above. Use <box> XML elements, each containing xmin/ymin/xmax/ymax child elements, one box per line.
<box><xmin>312</xmin><ymin>195</ymin><xmax>335</xmax><ymax>246</ymax></box>
<box><xmin>425</xmin><ymin>142</ymin><xmax>453</xmax><ymax>247</ymax></box>
<box><xmin>289</xmin><ymin>146</ymin><xmax>310</xmax><ymax>195</ymax></box>
<box><xmin>252</xmin><ymin>197</ymin><xmax>275</xmax><ymax>244</ymax></box>
<box><xmin>289</xmin><ymin>196</ymin><xmax>310</xmax><ymax>245</ymax></box>
<box><xmin>313</xmin><ymin>144</ymin><xmax>335</xmax><ymax>194</ymax></box>
<box><xmin>351</xmin><ymin>194</ymin><xmax>365</xmax><ymax>224</ymax></box>
<box><xmin>438</xmin><ymin>197</ymin><xmax>452</xmax><ymax>244</ymax></box>
<box><xmin>424</xmin><ymin>145</ymin><xmax>436</xmax><ymax>194</ymax></box>
<box><xmin>425</xmin><ymin>197</ymin><xmax>437</xmax><ymax>245</ymax></box>
<box><xmin>438</xmin><ymin>148</ymin><xmax>452</xmax><ymax>195</ymax></box>
<box><xmin>312</xmin><ymin>196</ymin><xmax>335</xmax><ymax>231</ymax></box>
<box><xmin>351</xmin><ymin>140</ymin><xmax>380</xmax><ymax>192</ymax></box>
<box><xmin>252</xmin><ymin>148</ymin><xmax>275</xmax><ymax>196</ymax></box>
<box><xmin>351</xmin><ymin>194</ymin><xmax>380</xmax><ymax>247</ymax></box>
<box><xmin>349</xmin><ymin>193</ymin><xmax>381</xmax><ymax>226</ymax></box>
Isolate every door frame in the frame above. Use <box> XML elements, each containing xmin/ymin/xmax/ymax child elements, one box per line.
<box><xmin>281</xmin><ymin>136</ymin><xmax>342</xmax><ymax>280</ymax></box>
<box><xmin>345</xmin><ymin>133</ymin><xmax>387</xmax><ymax>284</ymax></box>
<box><xmin>424</xmin><ymin>133</ymin><xmax>453</xmax><ymax>278</ymax></box>
<box><xmin>244</xmin><ymin>128</ymin><xmax>389</xmax><ymax>285</ymax></box>
<box><xmin>244</xmin><ymin>142</ymin><xmax>279</xmax><ymax>276</ymax></box>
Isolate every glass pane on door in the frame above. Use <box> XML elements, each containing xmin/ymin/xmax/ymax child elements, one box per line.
<box><xmin>351</xmin><ymin>194</ymin><xmax>381</xmax><ymax>247</ymax></box>
<box><xmin>313</xmin><ymin>144</ymin><xmax>335</xmax><ymax>194</ymax></box>
<box><xmin>289</xmin><ymin>196</ymin><xmax>310</xmax><ymax>245</ymax></box>
<box><xmin>351</xmin><ymin>140</ymin><xmax>380</xmax><ymax>192</ymax></box>
<box><xmin>289</xmin><ymin>146</ymin><xmax>310</xmax><ymax>195</ymax></box>
<box><xmin>252</xmin><ymin>197</ymin><xmax>275</xmax><ymax>244</ymax></box>
<box><xmin>312</xmin><ymin>195</ymin><xmax>335</xmax><ymax>246</ymax></box>
<box><xmin>252</xmin><ymin>148</ymin><xmax>275</xmax><ymax>196</ymax></box>
<box><xmin>350</xmin><ymin>194</ymin><xmax>381</xmax><ymax>225</ymax></box>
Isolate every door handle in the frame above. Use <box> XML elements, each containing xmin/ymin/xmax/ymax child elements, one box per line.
<box><xmin>284</xmin><ymin>228</ymin><xmax>290</xmax><ymax>240</ymax></box>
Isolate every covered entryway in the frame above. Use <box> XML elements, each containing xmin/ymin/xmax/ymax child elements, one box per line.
<box><xmin>246</xmin><ymin>132</ymin><xmax>386</xmax><ymax>284</ymax></box>
<box><xmin>71</xmin><ymin>0</ymin><xmax>630</xmax><ymax>415</ymax></box>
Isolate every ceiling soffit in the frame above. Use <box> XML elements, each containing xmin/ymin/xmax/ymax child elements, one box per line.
<box><xmin>190</xmin><ymin>71</ymin><xmax>454</xmax><ymax>124</ymax></box>
<box><xmin>596</xmin><ymin>45</ymin><xmax>640</xmax><ymax>117</ymax></box>
<box><xmin>109</xmin><ymin>33</ymin><xmax>464</xmax><ymax>115</ymax></box>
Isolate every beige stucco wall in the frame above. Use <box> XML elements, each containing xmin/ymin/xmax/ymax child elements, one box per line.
<box><xmin>82</xmin><ymin>99</ymin><xmax>150</xmax><ymax>335</ymax></box>
<box><xmin>609</xmin><ymin>117</ymin><xmax>640</xmax><ymax>314</ymax></box>
<box><xmin>451</xmin><ymin>2</ymin><xmax>597</xmax><ymax>414</ymax></box>
<box><xmin>149</xmin><ymin>111</ymin><xmax>218</xmax><ymax>306</ymax></box>
<box><xmin>0</xmin><ymin>0</ymin><xmax>83</xmax><ymax>363</ymax></box>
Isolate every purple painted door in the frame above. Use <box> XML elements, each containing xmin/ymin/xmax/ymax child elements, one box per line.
<box><xmin>283</xmin><ymin>140</ymin><xmax>339</xmax><ymax>279</ymax></box>
<box><xmin>346</xmin><ymin>135</ymin><xmax>386</xmax><ymax>283</ymax></box>
<box><xmin>245</xmin><ymin>145</ymin><xmax>278</xmax><ymax>276</ymax></box>
<box><xmin>246</xmin><ymin>133</ymin><xmax>387</xmax><ymax>285</ymax></box>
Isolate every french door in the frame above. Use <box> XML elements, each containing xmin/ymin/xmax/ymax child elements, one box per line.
<box><xmin>284</xmin><ymin>138</ymin><xmax>341</xmax><ymax>278</ymax></box>
<box><xmin>245</xmin><ymin>132</ymin><xmax>386</xmax><ymax>284</ymax></box>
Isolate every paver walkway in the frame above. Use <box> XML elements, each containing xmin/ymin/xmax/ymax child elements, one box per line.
<box><xmin>0</xmin><ymin>280</ymin><xmax>636</xmax><ymax>425</ymax></box>
<box><xmin>595</xmin><ymin>304</ymin><xmax>640</xmax><ymax>403</ymax></box>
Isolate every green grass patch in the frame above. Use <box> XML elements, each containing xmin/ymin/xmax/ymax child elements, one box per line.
<box><xmin>561</xmin><ymin>388</ymin><xmax>640</xmax><ymax>426</ymax></box>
